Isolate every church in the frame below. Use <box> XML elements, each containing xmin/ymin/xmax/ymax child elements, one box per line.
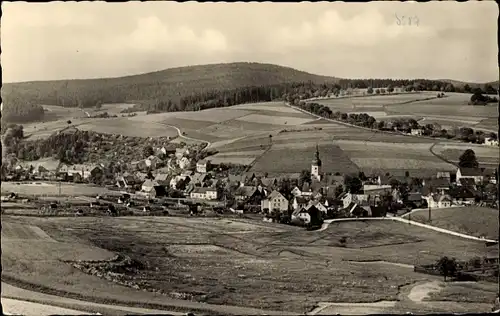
<box><xmin>311</xmin><ymin>144</ymin><xmax>322</xmax><ymax>182</ymax></box>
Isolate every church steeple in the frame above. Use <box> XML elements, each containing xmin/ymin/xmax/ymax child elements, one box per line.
<box><xmin>312</xmin><ymin>144</ymin><xmax>322</xmax><ymax>166</ymax></box>
<box><xmin>311</xmin><ymin>144</ymin><xmax>322</xmax><ymax>181</ymax></box>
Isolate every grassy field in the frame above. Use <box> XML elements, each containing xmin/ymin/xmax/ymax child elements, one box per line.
<box><xmin>78</xmin><ymin>118</ymin><xmax>179</xmax><ymax>138</ymax></box>
<box><xmin>251</xmin><ymin>142</ymin><xmax>359</xmax><ymax>174</ymax></box>
<box><xmin>318</xmin><ymin>92</ymin><xmax>437</xmax><ymax>112</ymax></box>
<box><xmin>409</xmin><ymin>207</ymin><xmax>499</xmax><ymax>240</ymax></box>
<box><xmin>2</xmin><ymin>216</ymin><xmax>495</xmax><ymax>314</ymax></box>
<box><xmin>432</xmin><ymin>143</ymin><xmax>499</xmax><ymax>167</ymax></box>
<box><xmin>428</xmin><ymin>281</ymin><xmax>498</xmax><ymax>304</ymax></box>
<box><xmin>1</xmin><ymin>182</ymin><xmax>121</xmax><ymax>197</ymax></box>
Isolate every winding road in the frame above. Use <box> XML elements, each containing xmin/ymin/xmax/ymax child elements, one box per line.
<box><xmin>159</xmin><ymin>123</ymin><xmax>212</xmax><ymax>149</ymax></box>
<box><xmin>318</xmin><ymin>217</ymin><xmax>497</xmax><ymax>243</ymax></box>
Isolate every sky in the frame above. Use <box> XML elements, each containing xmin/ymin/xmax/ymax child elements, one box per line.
<box><xmin>2</xmin><ymin>1</ymin><xmax>498</xmax><ymax>83</ymax></box>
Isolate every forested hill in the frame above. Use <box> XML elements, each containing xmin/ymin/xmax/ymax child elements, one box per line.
<box><xmin>2</xmin><ymin>62</ymin><xmax>338</xmax><ymax>107</ymax></box>
<box><xmin>2</xmin><ymin>62</ymin><xmax>498</xmax><ymax>123</ymax></box>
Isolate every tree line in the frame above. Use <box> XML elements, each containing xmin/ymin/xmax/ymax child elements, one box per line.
<box><xmin>3</xmin><ymin>73</ymin><xmax>498</xmax><ymax>123</ymax></box>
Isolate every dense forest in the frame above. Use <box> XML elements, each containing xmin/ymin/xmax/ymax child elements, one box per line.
<box><xmin>3</xmin><ymin>62</ymin><xmax>498</xmax><ymax>122</ymax></box>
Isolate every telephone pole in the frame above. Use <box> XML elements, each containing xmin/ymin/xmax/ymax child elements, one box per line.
<box><xmin>428</xmin><ymin>204</ymin><xmax>431</xmax><ymax>222</ymax></box>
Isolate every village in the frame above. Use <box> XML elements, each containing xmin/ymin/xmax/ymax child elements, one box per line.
<box><xmin>2</xmin><ymin>135</ymin><xmax>498</xmax><ymax>230</ymax></box>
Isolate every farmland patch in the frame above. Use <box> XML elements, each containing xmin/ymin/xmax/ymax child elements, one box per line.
<box><xmin>408</xmin><ymin>207</ymin><xmax>499</xmax><ymax>240</ymax></box>
<box><xmin>78</xmin><ymin>118</ymin><xmax>178</xmax><ymax>138</ymax></box>
<box><xmin>251</xmin><ymin>143</ymin><xmax>359</xmax><ymax>174</ymax></box>
<box><xmin>236</xmin><ymin>113</ymin><xmax>314</xmax><ymax>126</ymax></box>
<box><xmin>160</xmin><ymin>117</ymin><xmax>216</xmax><ymax>130</ymax></box>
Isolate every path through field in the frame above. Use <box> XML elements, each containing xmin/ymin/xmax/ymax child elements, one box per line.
<box><xmin>407</xmin><ymin>281</ymin><xmax>442</xmax><ymax>303</ymax></box>
<box><xmin>159</xmin><ymin>122</ymin><xmax>212</xmax><ymax>148</ymax></box>
<box><xmin>318</xmin><ymin>217</ymin><xmax>497</xmax><ymax>243</ymax></box>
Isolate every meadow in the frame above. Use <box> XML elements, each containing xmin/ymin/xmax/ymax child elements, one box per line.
<box><xmin>2</xmin><ymin>215</ymin><xmax>494</xmax><ymax>314</ymax></box>
<box><xmin>408</xmin><ymin>207</ymin><xmax>499</xmax><ymax>240</ymax></box>
<box><xmin>1</xmin><ymin>182</ymin><xmax>121</xmax><ymax>197</ymax></box>
<box><xmin>432</xmin><ymin>142</ymin><xmax>499</xmax><ymax>167</ymax></box>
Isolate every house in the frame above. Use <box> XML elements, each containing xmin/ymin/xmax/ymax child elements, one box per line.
<box><xmin>228</xmin><ymin>174</ymin><xmax>246</xmax><ymax>187</ymax></box>
<box><xmin>161</xmin><ymin>144</ymin><xmax>177</xmax><ymax>156</ymax></box>
<box><xmin>423</xmin><ymin>178</ymin><xmax>450</xmax><ymax>194</ymax></box>
<box><xmin>378</xmin><ymin>175</ymin><xmax>408</xmax><ymax>186</ymax></box>
<box><xmin>411</xmin><ymin>128</ymin><xmax>424</xmax><ymax>136</ymax></box>
<box><xmin>190</xmin><ymin>187</ymin><xmax>218</xmax><ymax>200</ymax></box>
<box><xmin>135</xmin><ymin>171</ymin><xmax>148</xmax><ymax>182</ymax></box>
<box><xmin>456</xmin><ymin>167</ymin><xmax>484</xmax><ymax>184</ymax></box>
<box><xmin>131</xmin><ymin>160</ymin><xmax>148</xmax><ymax>171</ymax></box>
<box><xmin>340</xmin><ymin>193</ymin><xmax>369</xmax><ymax>209</ymax></box>
<box><xmin>363</xmin><ymin>184</ymin><xmax>392</xmax><ymax>196</ymax></box>
<box><xmin>346</xmin><ymin>202</ymin><xmax>371</xmax><ymax>217</ymax></box>
<box><xmin>436</xmin><ymin>171</ymin><xmax>451</xmax><ymax>179</ymax></box>
<box><xmin>234</xmin><ymin>185</ymin><xmax>267</xmax><ymax>202</ymax></box>
<box><xmin>191</xmin><ymin>173</ymin><xmax>208</xmax><ymax>186</ymax></box>
<box><xmin>449</xmin><ymin>186</ymin><xmax>477</xmax><ymax>205</ymax></box>
<box><xmin>146</xmin><ymin>155</ymin><xmax>162</xmax><ymax>169</ymax></box>
<box><xmin>260</xmin><ymin>177</ymin><xmax>278</xmax><ymax>190</ymax></box>
<box><xmin>67</xmin><ymin>164</ymin><xmax>102</xmax><ymax>180</ymax></box>
<box><xmin>308</xmin><ymin>200</ymin><xmax>327</xmax><ymax>214</ymax></box>
<box><xmin>175</xmin><ymin>147</ymin><xmax>189</xmax><ymax>159</ymax></box>
<box><xmin>424</xmin><ymin>194</ymin><xmax>453</xmax><ymax>208</ymax></box>
<box><xmin>485</xmin><ymin>137</ymin><xmax>499</xmax><ymax>147</ymax></box>
<box><xmin>141</xmin><ymin>179</ymin><xmax>159</xmax><ymax>192</ymax></box>
<box><xmin>291</xmin><ymin>186</ymin><xmax>303</xmax><ymax>197</ymax></box>
<box><xmin>292</xmin><ymin>196</ymin><xmax>309</xmax><ymax>211</ymax></box>
<box><xmin>178</xmin><ymin>157</ymin><xmax>191</xmax><ymax>170</ymax></box>
<box><xmin>459</xmin><ymin>178</ymin><xmax>477</xmax><ymax>189</ymax></box>
<box><xmin>196</xmin><ymin>160</ymin><xmax>210</xmax><ymax>173</ymax></box>
<box><xmin>291</xmin><ymin>204</ymin><xmax>323</xmax><ymax>225</ymax></box>
<box><xmin>407</xmin><ymin>192</ymin><xmax>424</xmax><ymax>207</ymax></box>
<box><xmin>261</xmin><ymin>190</ymin><xmax>289</xmax><ymax>213</ymax></box>
<box><xmin>154</xmin><ymin>173</ymin><xmax>170</xmax><ymax>186</ymax></box>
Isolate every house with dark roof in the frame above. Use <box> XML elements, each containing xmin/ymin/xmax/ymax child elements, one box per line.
<box><xmin>423</xmin><ymin>178</ymin><xmax>450</xmax><ymax>194</ymax></box>
<box><xmin>459</xmin><ymin>178</ymin><xmax>477</xmax><ymax>189</ymax></box>
<box><xmin>363</xmin><ymin>184</ymin><xmax>392</xmax><ymax>196</ymax></box>
<box><xmin>291</xmin><ymin>204</ymin><xmax>323</xmax><ymax>225</ymax></box>
<box><xmin>228</xmin><ymin>174</ymin><xmax>246</xmax><ymax>187</ymax></box>
<box><xmin>234</xmin><ymin>185</ymin><xmax>267</xmax><ymax>203</ymax></box>
<box><xmin>449</xmin><ymin>186</ymin><xmax>477</xmax><ymax>205</ymax></box>
<box><xmin>260</xmin><ymin>177</ymin><xmax>279</xmax><ymax>190</ymax></box>
<box><xmin>456</xmin><ymin>167</ymin><xmax>484</xmax><ymax>184</ymax></box>
<box><xmin>377</xmin><ymin>175</ymin><xmax>408</xmax><ymax>186</ymax></box>
<box><xmin>191</xmin><ymin>173</ymin><xmax>209</xmax><ymax>186</ymax></box>
<box><xmin>291</xmin><ymin>196</ymin><xmax>309</xmax><ymax>211</ymax></box>
<box><xmin>407</xmin><ymin>192</ymin><xmax>424</xmax><ymax>207</ymax></box>
<box><xmin>339</xmin><ymin>193</ymin><xmax>370</xmax><ymax>209</ymax></box>
<box><xmin>154</xmin><ymin>173</ymin><xmax>171</xmax><ymax>186</ymax></box>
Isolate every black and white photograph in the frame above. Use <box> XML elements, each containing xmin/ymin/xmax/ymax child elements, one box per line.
<box><xmin>1</xmin><ymin>1</ymin><xmax>499</xmax><ymax>315</ymax></box>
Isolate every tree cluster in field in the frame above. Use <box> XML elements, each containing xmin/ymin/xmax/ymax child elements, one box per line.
<box><xmin>469</xmin><ymin>90</ymin><xmax>499</xmax><ymax>105</ymax></box>
<box><xmin>4</xmin><ymin>125</ymin><xmax>174</xmax><ymax>167</ymax></box>
<box><xmin>291</xmin><ymin>99</ymin><xmax>497</xmax><ymax>144</ymax></box>
<box><xmin>1</xmin><ymin>95</ymin><xmax>45</xmax><ymax>123</ymax></box>
<box><xmin>3</xmin><ymin>61</ymin><xmax>497</xmax><ymax>122</ymax></box>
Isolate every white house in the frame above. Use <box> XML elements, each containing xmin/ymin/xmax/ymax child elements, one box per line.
<box><xmin>261</xmin><ymin>190</ymin><xmax>289</xmax><ymax>213</ymax></box>
<box><xmin>363</xmin><ymin>184</ymin><xmax>392</xmax><ymax>195</ymax></box>
<box><xmin>178</xmin><ymin>157</ymin><xmax>191</xmax><ymax>170</ymax></box>
<box><xmin>340</xmin><ymin>193</ymin><xmax>369</xmax><ymax>209</ymax></box>
<box><xmin>411</xmin><ymin>128</ymin><xmax>424</xmax><ymax>136</ymax></box>
<box><xmin>175</xmin><ymin>148</ymin><xmax>190</xmax><ymax>159</ymax></box>
<box><xmin>190</xmin><ymin>187</ymin><xmax>218</xmax><ymax>200</ymax></box>
<box><xmin>292</xmin><ymin>187</ymin><xmax>302</xmax><ymax>196</ymax></box>
<box><xmin>67</xmin><ymin>164</ymin><xmax>102</xmax><ymax>179</ymax></box>
<box><xmin>145</xmin><ymin>155</ymin><xmax>162</xmax><ymax>169</ymax></box>
<box><xmin>141</xmin><ymin>179</ymin><xmax>159</xmax><ymax>192</ymax></box>
<box><xmin>292</xmin><ymin>196</ymin><xmax>309</xmax><ymax>211</ymax></box>
<box><xmin>424</xmin><ymin>194</ymin><xmax>453</xmax><ymax>208</ymax></box>
<box><xmin>456</xmin><ymin>167</ymin><xmax>484</xmax><ymax>184</ymax></box>
<box><xmin>485</xmin><ymin>137</ymin><xmax>499</xmax><ymax>147</ymax></box>
<box><xmin>196</xmin><ymin>160</ymin><xmax>209</xmax><ymax>173</ymax></box>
